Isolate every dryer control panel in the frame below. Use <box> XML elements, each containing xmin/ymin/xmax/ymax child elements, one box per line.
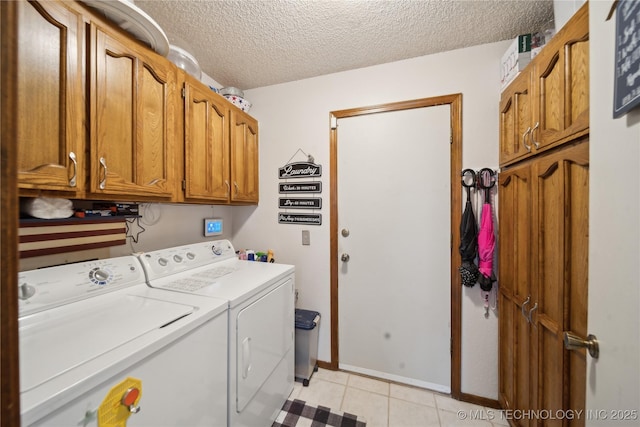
<box><xmin>139</xmin><ymin>239</ymin><xmax>237</xmax><ymax>281</ymax></box>
<box><xmin>18</xmin><ymin>256</ymin><xmax>144</xmax><ymax>317</ymax></box>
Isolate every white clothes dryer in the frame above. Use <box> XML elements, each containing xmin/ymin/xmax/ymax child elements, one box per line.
<box><xmin>18</xmin><ymin>255</ymin><xmax>228</xmax><ymax>427</ymax></box>
<box><xmin>138</xmin><ymin>240</ymin><xmax>295</xmax><ymax>427</ymax></box>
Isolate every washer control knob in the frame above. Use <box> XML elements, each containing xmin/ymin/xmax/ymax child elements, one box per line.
<box><xmin>18</xmin><ymin>283</ymin><xmax>36</xmax><ymax>300</ymax></box>
<box><xmin>186</xmin><ymin>252</ymin><xmax>196</xmax><ymax>260</ymax></box>
<box><xmin>212</xmin><ymin>245</ymin><xmax>222</xmax><ymax>256</ymax></box>
<box><xmin>158</xmin><ymin>258</ymin><xmax>168</xmax><ymax>267</ymax></box>
<box><xmin>173</xmin><ymin>255</ymin><xmax>183</xmax><ymax>263</ymax></box>
<box><xmin>93</xmin><ymin>269</ymin><xmax>109</xmax><ymax>281</ymax></box>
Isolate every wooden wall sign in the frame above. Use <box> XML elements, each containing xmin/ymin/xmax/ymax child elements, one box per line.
<box><xmin>279</xmin><ymin>198</ymin><xmax>322</xmax><ymax>209</ymax></box>
<box><xmin>278</xmin><ymin>213</ymin><xmax>322</xmax><ymax>225</ymax></box>
<box><xmin>279</xmin><ymin>162</ymin><xmax>322</xmax><ymax>179</ymax></box>
<box><xmin>614</xmin><ymin>0</ymin><xmax>640</xmax><ymax>117</ymax></box>
<box><xmin>279</xmin><ymin>181</ymin><xmax>322</xmax><ymax>193</ymax></box>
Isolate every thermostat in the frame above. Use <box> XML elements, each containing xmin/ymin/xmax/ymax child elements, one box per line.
<box><xmin>204</xmin><ymin>218</ymin><xmax>223</xmax><ymax>236</ymax></box>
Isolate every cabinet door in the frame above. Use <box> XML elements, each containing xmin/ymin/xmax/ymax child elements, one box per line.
<box><xmin>530</xmin><ymin>140</ymin><xmax>589</xmax><ymax>426</ymax></box>
<box><xmin>499</xmin><ymin>73</ymin><xmax>533</xmax><ymax>166</ymax></box>
<box><xmin>498</xmin><ymin>164</ymin><xmax>533</xmax><ymax>426</ymax></box>
<box><xmin>90</xmin><ymin>22</ymin><xmax>175</xmax><ymax>199</ymax></box>
<box><xmin>230</xmin><ymin>110</ymin><xmax>259</xmax><ymax>203</ymax></box>
<box><xmin>532</xmin><ymin>4</ymin><xmax>589</xmax><ymax>151</ymax></box>
<box><xmin>183</xmin><ymin>79</ymin><xmax>230</xmax><ymax>202</ymax></box>
<box><xmin>16</xmin><ymin>0</ymin><xmax>84</xmax><ymax>194</ymax></box>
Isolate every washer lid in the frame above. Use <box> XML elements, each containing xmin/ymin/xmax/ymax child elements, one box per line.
<box><xmin>19</xmin><ymin>292</ymin><xmax>193</xmax><ymax>392</ymax></box>
<box><xmin>82</xmin><ymin>0</ymin><xmax>169</xmax><ymax>56</ymax></box>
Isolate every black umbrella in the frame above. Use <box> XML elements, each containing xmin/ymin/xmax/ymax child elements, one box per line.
<box><xmin>459</xmin><ymin>169</ymin><xmax>479</xmax><ymax>287</ymax></box>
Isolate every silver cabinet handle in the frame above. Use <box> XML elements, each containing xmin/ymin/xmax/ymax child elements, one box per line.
<box><xmin>564</xmin><ymin>332</ymin><xmax>599</xmax><ymax>359</ymax></box>
<box><xmin>528</xmin><ymin>302</ymin><xmax>538</xmax><ymax>325</ymax></box>
<box><xmin>522</xmin><ymin>127</ymin><xmax>532</xmax><ymax>152</ymax></box>
<box><xmin>68</xmin><ymin>151</ymin><xmax>77</xmax><ymax>187</ymax></box>
<box><xmin>521</xmin><ymin>295</ymin><xmax>531</xmax><ymax>320</ymax></box>
<box><xmin>234</xmin><ymin>181</ymin><xmax>239</xmax><ymax>194</ymax></box>
<box><xmin>341</xmin><ymin>253</ymin><xmax>350</xmax><ymax>262</ymax></box>
<box><xmin>225</xmin><ymin>180</ymin><xmax>230</xmax><ymax>195</ymax></box>
<box><xmin>99</xmin><ymin>157</ymin><xmax>107</xmax><ymax>189</ymax></box>
<box><xmin>531</xmin><ymin>122</ymin><xmax>540</xmax><ymax>149</ymax></box>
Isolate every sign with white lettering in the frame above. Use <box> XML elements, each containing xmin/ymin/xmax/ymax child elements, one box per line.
<box><xmin>278</xmin><ymin>213</ymin><xmax>322</xmax><ymax>225</ymax></box>
<box><xmin>278</xmin><ymin>181</ymin><xmax>322</xmax><ymax>193</ymax></box>
<box><xmin>614</xmin><ymin>0</ymin><xmax>640</xmax><ymax>117</ymax></box>
<box><xmin>279</xmin><ymin>162</ymin><xmax>322</xmax><ymax>179</ymax></box>
<box><xmin>279</xmin><ymin>198</ymin><xmax>322</xmax><ymax>209</ymax></box>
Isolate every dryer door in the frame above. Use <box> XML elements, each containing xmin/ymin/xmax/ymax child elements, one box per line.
<box><xmin>236</xmin><ymin>278</ymin><xmax>294</xmax><ymax>412</ymax></box>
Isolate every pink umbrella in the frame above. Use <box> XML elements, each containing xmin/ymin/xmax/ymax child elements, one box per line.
<box><xmin>477</xmin><ymin>168</ymin><xmax>496</xmax><ymax>292</ymax></box>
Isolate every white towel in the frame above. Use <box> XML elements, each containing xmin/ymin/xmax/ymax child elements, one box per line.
<box><xmin>20</xmin><ymin>197</ymin><xmax>74</xmax><ymax>219</ymax></box>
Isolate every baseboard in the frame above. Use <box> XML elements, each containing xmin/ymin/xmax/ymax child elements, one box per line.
<box><xmin>458</xmin><ymin>392</ymin><xmax>500</xmax><ymax>409</ymax></box>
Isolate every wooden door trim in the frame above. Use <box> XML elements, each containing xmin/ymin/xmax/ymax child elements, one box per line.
<box><xmin>1</xmin><ymin>1</ymin><xmax>22</xmax><ymax>423</ymax></box>
<box><xmin>328</xmin><ymin>93</ymin><xmax>463</xmax><ymax>398</ymax></box>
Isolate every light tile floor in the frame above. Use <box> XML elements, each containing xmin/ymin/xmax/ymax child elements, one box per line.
<box><xmin>289</xmin><ymin>368</ymin><xmax>510</xmax><ymax>427</ymax></box>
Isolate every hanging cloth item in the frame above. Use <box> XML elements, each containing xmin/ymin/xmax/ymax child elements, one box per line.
<box><xmin>458</xmin><ymin>169</ymin><xmax>479</xmax><ymax>287</ymax></box>
<box><xmin>477</xmin><ymin>168</ymin><xmax>497</xmax><ymax>292</ymax></box>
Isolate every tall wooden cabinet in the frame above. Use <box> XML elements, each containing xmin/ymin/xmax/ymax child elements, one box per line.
<box><xmin>498</xmin><ymin>4</ymin><xmax>589</xmax><ymax>426</ymax></box>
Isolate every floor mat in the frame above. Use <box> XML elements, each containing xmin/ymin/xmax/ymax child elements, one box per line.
<box><xmin>272</xmin><ymin>399</ymin><xmax>367</xmax><ymax>427</ymax></box>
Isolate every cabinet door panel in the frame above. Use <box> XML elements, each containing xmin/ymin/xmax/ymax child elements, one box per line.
<box><xmin>536</xmin><ymin>50</ymin><xmax>563</xmax><ymax>147</ymax></box>
<box><xmin>500</xmin><ymin>75</ymin><xmax>532</xmax><ymax>165</ymax></box>
<box><xmin>184</xmin><ymin>81</ymin><xmax>230</xmax><ymax>202</ymax></box>
<box><xmin>531</xmin><ymin>141</ymin><xmax>589</xmax><ymax>426</ymax></box>
<box><xmin>17</xmin><ymin>0</ymin><xmax>84</xmax><ymax>193</ymax></box>
<box><xmin>91</xmin><ymin>24</ymin><xmax>174</xmax><ymax>199</ymax></box>
<box><xmin>231</xmin><ymin>110</ymin><xmax>259</xmax><ymax>203</ymax></box>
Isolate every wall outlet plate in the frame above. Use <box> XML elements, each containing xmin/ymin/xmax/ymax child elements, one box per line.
<box><xmin>204</xmin><ymin>218</ymin><xmax>223</xmax><ymax>236</ymax></box>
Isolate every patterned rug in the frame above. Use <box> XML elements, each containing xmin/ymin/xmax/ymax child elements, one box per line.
<box><xmin>272</xmin><ymin>399</ymin><xmax>367</xmax><ymax>427</ymax></box>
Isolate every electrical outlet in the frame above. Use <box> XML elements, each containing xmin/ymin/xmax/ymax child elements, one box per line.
<box><xmin>302</xmin><ymin>230</ymin><xmax>310</xmax><ymax>245</ymax></box>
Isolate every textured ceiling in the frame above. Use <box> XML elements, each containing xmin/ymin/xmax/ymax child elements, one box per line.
<box><xmin>134</xmin><ymin>0</ymin><xmax>554</xmax><ymax>90</ymax></box>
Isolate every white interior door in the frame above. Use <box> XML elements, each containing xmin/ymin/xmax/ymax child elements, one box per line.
<box><xmin>337</xmin><ymin>105</ymin><xmax>451</xmax><ymax>392</ymax></box>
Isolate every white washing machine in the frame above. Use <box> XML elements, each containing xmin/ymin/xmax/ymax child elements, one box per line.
<box><xmin>137</xmin><ymin>240</ymin><xmax>295</xmax><ymax>427</ymax></box>
<box><xmin>18</xmin><ymin>255</ymin><xmax>228</xmax><ymax>427</ymax></box>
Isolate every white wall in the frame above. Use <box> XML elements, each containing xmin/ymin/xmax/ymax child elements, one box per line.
<box><xmin>587</xmin><ymin>2</ymin><xmax>640</xmax><ymax>423</ymax></box>
<box><xmin>236</xmin><ymin>40</ymin><xmax>510</xmax><ymax>399</ymax></box>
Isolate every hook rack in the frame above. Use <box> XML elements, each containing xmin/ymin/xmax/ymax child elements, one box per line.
<box><xmin>460</xmin><ymin>168</ymin><xmax>498</xmax><ymax>189</ymax></box>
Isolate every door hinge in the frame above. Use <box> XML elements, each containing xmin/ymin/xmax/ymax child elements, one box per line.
<box><xmin>182</xmin><ymin>179</ymin><xmax>186</xmax><ymax>190</ymax></box>
<box><xmin>330</xmin><ymin>115</ymin><xmax>338</xmax><ymax>129</ymax></box>
<box><xmin>451</xmin><ymin>337</ymin><xmax>453</xmax><ymax>355</ymax></box>
<box><xmin>181</xmin><ymin>87</ymin><xmax>186</xmax><ymax>98</ymax></box>
<box><xmin>450</xmin><ymin>130</ymin><xmax>453</xmax><ymax>145</ymax></box>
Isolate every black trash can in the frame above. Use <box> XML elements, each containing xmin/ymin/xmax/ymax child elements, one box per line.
<box><xmin>294</xmin><ymin>309</ymin><xmax>320</xmax><ymax>386</ymax></box>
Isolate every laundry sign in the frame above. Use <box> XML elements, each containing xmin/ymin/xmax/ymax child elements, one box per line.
<box><xmin>279</xmin><ymin>181</ymin><xmax>322</xmax><ymax>193</ymax></box>
<box><xmin>279</xmin><ymin>162</ymin><xmax>322</xmax><ymax>179</ymax></box>
<box><xmin>279</xmin><ymin>198</ymin><xmax>322</xmax><ymax>209</ymax></box>
<box><xmin>278</xmin><ymin>213</ymin><xmax>322</xmax><ymax>225</ymax></box>
<box><xmin>614</xmin><ymin>0</ymin><xmax>640</xmax><ymax>117</ymax></box>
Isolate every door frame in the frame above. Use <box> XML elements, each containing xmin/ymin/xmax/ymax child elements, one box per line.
<box><xmin>328</xmin><ymin>94</ymin><xmax>463</xmax><ymax>398</ymax></box>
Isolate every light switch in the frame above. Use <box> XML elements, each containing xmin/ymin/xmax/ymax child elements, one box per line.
<box><xmin>302</xmin><ymin>230</ymin><xmax>310</xmax><ymax>245</ymax></box>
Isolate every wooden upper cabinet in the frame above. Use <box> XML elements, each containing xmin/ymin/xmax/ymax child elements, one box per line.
<box><xmin>16</xmin><ymin>0</ymin><xmax>85</xmax><ymax>195</ymax></box>
<box><xmin>230</xmin><ymin>109</ymin><xmax>259</xmax><ymax>204</ymax></box>
<box><xmin>500</xmin><ymin>73</ymin><xmax>532</xmax><ymax>165</ymax></box>
<box><xmin>532</xmin><ymin>4</ymin><xmax>589</xmax><ymax>151</ymax></box>
<box><xmin>183</xmin><ymin>76</ymin><xmax>231</xmax><ymax>202</ymax></box>
<box><xmin>89</xmin><ymin>22</ymin><xmax>176</xmax><ymax>199</ymax></box>
<box><xmin>500</xmin><ymin>3</ymin><xmax>588</xmax><ymax>167</ymax></box>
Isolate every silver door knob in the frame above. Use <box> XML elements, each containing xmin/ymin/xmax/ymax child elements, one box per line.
<box><xmin>341</xmin><ymin>253</ymin><xmax>350</xmax><ymax>262</ymax></box>
<box><xmin>564</xmin><ymin>332</ymin><xmax>599</xmax><ymax>359</ymax></box>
